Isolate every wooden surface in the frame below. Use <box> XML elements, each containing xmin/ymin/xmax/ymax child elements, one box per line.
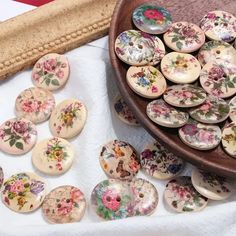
<box><xmin>109</xmin><ymin>0</ymin><xmax>236</xmax><ymax>178</ymax></box>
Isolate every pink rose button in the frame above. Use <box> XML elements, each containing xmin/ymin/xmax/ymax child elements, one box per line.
<box><xmin>0</xmin><ymin>118</ymin><xmax>37</xmax><ymax>155</ymax></box>
<box><xmin>32</xmin><ymin>53</ymin><xmax>70</xmax><ymax>91</ymax></box>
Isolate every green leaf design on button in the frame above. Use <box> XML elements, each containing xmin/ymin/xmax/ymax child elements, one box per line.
<box><xmin>52</xmin><ymin>79</ymin><xmax>60</xmax><ymax>86</ymax></box>
<box><xmin>15</xmin><ymin>142</ymin><xmax>24</xmax><ymax>150</ymax></box>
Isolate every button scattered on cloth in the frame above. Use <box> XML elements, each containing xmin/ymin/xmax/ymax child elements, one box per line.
<box><xmin>229</xmin><ymin>96</ymin><xmax>236</xmax><ymax>122</ymax></box>
<box><xmin>222</xmin><ymin>122</ymin><xmax>236</xmax><ymax>158</ymax></box>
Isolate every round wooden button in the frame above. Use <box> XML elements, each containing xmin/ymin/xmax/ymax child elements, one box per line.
<box><xmin>99</xmin><ymin>140</ymin><xmax>140</xmax><ymax>180</ymax></box>
<box><xmin>141</xmin><ymin>141</ymin><xmax>184</xmax><ymax>180</ymax></box>
<box><xmin>49</xmin><ymin>99</ymin><xmax>87</xmax><ymax>139</ymax></box>
<box><xmin>229</xmin><ymin>96</ymin><xmax>236</xmax><ymax>122</ymax></box>
<box><xmin>179</xmin><ymin>119</ymin><xmax>221</xmax><ymax>150</ymax></box>
<box><xmin>146</xmin><ymin>99</ymin><xmax>189</xmax><ymax>128</ymax></box>
<box><xmin>91</xmin><ymin>179</ymin><xmax>134</xmax><ymax>220</ymax></box>
<box><xmin>161</xmin><ymin>52</ymin><xmax>201</xmax><ymax>84</ymax></box>
<box><xmin>198</xmin><ymin>41</ymin><xmax>236</xmax><ymax>66</ymax></box>
<box><xmin>0</xmin><ymin>167</ymin><xmax>3</xmax><ymax>188</ymax></box>
<box><xmin>115</xmin><ymin>30</ymin><xmax>155</xmax><ymax>66</ymax></box>
<box><xmin>164</xmin><ymin>176</ymin><xmax>208</xmax><ymax>213</ymax></box>
<box><xmin>150</xmin><ymin>36</ymin><xmax>166</xmax><ymax>65</ymax></box>
<box><xmin>130</xmin><ymin>178</ymin><xmax>158</xmax><ymax>216</ymax></box>
<box><xmin>42</xmin><ymin>185</ymin><xmax>86</xmax><ymax>224</ymax></box>
<box><xmin>113</xmin><ymin>95</ymin><xmax>140</xmax><ymax>126</ymax></box>
<box><xmin>15</xmin><ymin>87</ymin><xmax>55</xmax><ymax>124</ymax></box>
<box><xmin>200</xmin><ymin>11</ymin><xmax>236</xmax><ymax>42</ymax></box>
<box><xmin>0</xmin><ymin>118</ymin><xmax>37</xmax><ymax>155</ymax></box>
<box><xmin>164</xmin><ymin>85</ymin><xmax>207</xmax><ymax>108</ymax></box>
<box><xmin>32</xmin><ymin>53</ymin><xmax>70</xmax><ymax>91</ymax></box>
<box><xmin>32</xmin><ymin>137</ymin><xmax>74</xmax><ymax>175</ymax></box>
<box><xmin>200</xmin><ymin>60</ymin><xmax>236</xmax><ymax>98</ymax></box>
<box><xmin>1</xmin><ymin>172</ymin><xmax>46</xmax><ymax>213</ymax></box>
<box><xmin>189</xmin><ymin>96</ymin><xmax>230</xmax><ymax>124</ymax></box>
<box><xmin>164</xmin><ymin>21</ymin><xmax>205</xmax><ymax>53</ymax></box>
<box><xmin>132</xmin><ymin>4</ymin><xmax>172</xmax><ymax>34</ymax></box>
<box><xmin>191</xmin><ymin>169</ymin><xmax>234</xmax><ymax>201</ymax></box>
<box><xmin>126</xmin><ymin>66</ymin><xmax>167</xmax><ymax>99</ymax></box>
<box><xmin>222</xmin><ymin>122</ymin><xmax>236</xmax><ymax>158</ymax></box>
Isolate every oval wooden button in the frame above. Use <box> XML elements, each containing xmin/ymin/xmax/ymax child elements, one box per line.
<box><xmin>99</xmin><ymin>140</ymin><xmax>140</xmax><ymax>181</ymax></box>
<box><xmin>0</xmin><ymin>118</ymin><xmax>37</xmax><ymax>155</ymax></box>
<box><xmin>0</xmin><ymin>166</ymin><xmax>3</xmax><ymax>188</ymax></box>
<box><xmin>1</xmin><ymin>172</ymin><xmax>46</xmax><ymax>213</ymax></box>
<box><xmin>222</xmin><ymin>122</ymin><xmax>236</xmax><ymax>158</ymax></box>
<box><xmin>32</xmin><ymin>137</ymin><xmax>74</xmax><ymax>175</ymax></box>
<box><xmin>127</xmin><ymin>66</ymin><xmax>167</xmax><ymax>99</ymax></box>
<box><xmin>15</xmin><ymin>87</ymin><xmax>55</xmax><ymax>124</ymax></box>
<box><xmin>164</xmin><ymin>176</ymin><xmax>208</xmax><ymax>213</ymax></box>
<box><xmin>191</xmin><ymin>169</ymin><xmax>234</xmax><ymax>201</ymax></box>
<box><xmin>164</xmin><ymin>21</ymin><xmax>205</xmax><ymax>53</ymax></box>
<box><xmin>140</xmin><ymin>141</ymin><xmax>184</xmax><ymax>180</ymax></box>
<box><xmin>42</xmin><ymin>185</ymin><xmax>86</xmax><ymax>224</ymax></box>
<box><xmin>229</xmin><ymin>96</ymin><xmax>236</xmax><ymax>122</ymax></box>
<box><xmin>49</xmin><ymin>99</ymin><xmax>87</xmax><ymax>139</ymax></box>
<box><xmin>32</xmin><ymin>53</ymin><xmax>70</xmax><ymax>91</ymax></box>
<box><xmin>161</xmin><ymin>52</ymin><xmax>201</xmax><ymax>84</ymax></box>
<box><xmin>150</xmin><ymin>36</ymin><xmax>166</xmax><ymax>65</ymax></box>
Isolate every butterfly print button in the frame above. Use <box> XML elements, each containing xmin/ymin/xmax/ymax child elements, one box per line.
<box><xmin>222</xmin><ymin>122</ymin><xmax>236</xmax><ymax>158</ymax></box>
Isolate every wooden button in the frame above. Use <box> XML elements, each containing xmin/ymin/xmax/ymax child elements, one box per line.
<box><xmin>222</xmin><ymin>122</ymin><xmax>236</xmax><ymax>158</ymax></box>
<box><xmin>229</xmin><ymin>96</ymin><xmax>236</xmax><ymax>122</ymax></box>
<box><xmin>149</xmin><ymin>36</ymin><xmax>166</xmax><ymax>65</ymax></box>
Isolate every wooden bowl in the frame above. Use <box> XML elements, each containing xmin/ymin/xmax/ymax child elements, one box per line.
<box><xmin>109</xmin><ymin>0</ymin><xmax>236</xmax><ymax>178</ymax></box>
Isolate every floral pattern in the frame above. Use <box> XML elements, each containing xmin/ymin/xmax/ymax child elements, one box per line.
<box><xmin>141</xmin><ymin>141</ymin><xmax>184</xmax><ymax>180</ymax></box>
<box><xmin>42</xmin><ymin>186</ymin><xmax>86</xmax><ymax>223</ymax></box>
<box><xmin>164</xmin><ymin>176</ymin><xmax>208</xmax><ymax>212</ymax></box>
<box><xmin>229</xmin><ymin>96</ymin><xmax>236</xmax><ymax>122</ymax></box>
<box><xmin>222</xmin><ymin>122</ymin><xmax>236</xmax><ymax>158</ymax></box>
<box><xmin>2</xmin><ymin>173</ymin><xmax>46</xmax><ymax>212</ymax></box>
<box><xmin>0</xmin><ymin>167</ymin><xmax>3</xmax><ymax>188</ymax></box>
<box><xmin>150</xmin><ymin>36</ymin><xmax>166</xmax><ymax>65</ymax></box>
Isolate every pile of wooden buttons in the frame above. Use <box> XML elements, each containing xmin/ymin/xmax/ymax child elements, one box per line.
<box><xmin>115</xmin><ymin>3</ymin><xmax>236</xmax><ymax>155</ymax></box>
<box><xmin>0</xmin><ymin>53</ymin><xmax>87</xmax><ymax>223</ymax></box>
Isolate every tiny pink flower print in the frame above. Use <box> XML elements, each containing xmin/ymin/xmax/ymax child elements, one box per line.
<box><xmin>56</xmin><ymin>70</ymin><xmax>64</xmax><ymax>79</ymax></box>
<box><xmin>200</xmin><ymin>101</ymin><xmax>213</xmax><ymax>112</ymax></box>
<box><xmin>21</xmin><ymin>100</ymin><xmax>39</xmax><ymax>113</ymax></box>
<box><xmin>207</xmin><ymin>12</ymin><xmax>217</xmax><ymax>20</ymax></box>
<box><xmin>208</xmin><ymin>66</ymin><xmax>225</xmax><ymax>81</ymax></box>
<box><xmin>33</xmin><ymin>72</ymin><xmax>40</xmax><ymax>82</ymax></box>
<box><xmin>0</xmin><ymin>129</ymin><xmax>5</xmax><ymax>139</ymax></box>
<box><xmin>182</xmin><ymin>91</ymin><xmax>193</xmax><ymax>98</ymax></box>
<box><xmin>152</xmin><ymin>104</ymin><xmax>171</xmax><ymax>115</ymax></box>
<box><xmin>152</xmin><ymin>86</ymin><xmax>158</xmax><ymax>93</ymax></box>
<box><xmin>102</xmin><ymin>190</ymin><xmax>121</xmax><ymax>211</ymax></box>
<box><xmin>196</xmin><ymin>129</ymin><xmax>214</xmax><ymax>144</ymax></box>
<box><xmin>11</xmin><ymin>120</ymin><xmax>29</xmax><ymax>136</ymax></box>
<box><xmin>181</xmin><ymin>124</ymin><xmax>198</xmax><ymax>136</ymax></box>
<box><xmin>10</xmin><ymin>180</ymin><xmax>25</xmax><ymax>194</ymax></box>
<box><xmin>71</xmin><ymin>189</ymin><xmax>83</xmax><ymax>202</ymax></box>
<box><xmin>43</xmin><ymin>58</ymin><xmax>57</xmax><ymax>72</ymax></box>
<box><xmin>57</xmin><ymin>198</ymin><xmax>73</xmax><ymax>216</ymax></box>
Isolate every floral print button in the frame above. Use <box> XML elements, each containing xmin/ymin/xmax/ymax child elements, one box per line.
<box><xmin>141</xmin><ymin>141</ymin><xmax>184</xmax><ymax>180</ymax></box>
<box><xmin>222</xmin><ymin>122</ymin><xmax>236</xmax><ymax>158</ymax></box>
<box><xmin>126</xmin><ymin>66</ymin><xmax>167</xmax><ymax>99</ymax></box>
<box><xmin>113</xmin><ymin>95</ymin><xmax>140</xmax><ymax>126</ymax></box>
<box><xmin>2</xmin><ymin>172</ymin><xmax>46</xmax><ymax>213</ymax></box>
<box><xmin>164</xmin><ymin>176</ymin><xmax>208</xmax><ymax>213</ymax></box>
<box><xmin>179</xmin><ymin>119</ymin><xmax>221</xmax><ymax>150</ymax></box>
<box><xmin>115</xmin><ymin>30</ymin><xmax>155</xmax><ymax>66</ymax></box>
<box><xmin>161</xmin><ymin>52</ymin><xmax>201</xmax><ymax>84</ymax></box>
<box><xmin>164</xmin><ymin>85</ymin><xmax>207</xmax><ymax>108</ymax></box>
<box><xmin>99</xmin><ymin>140</ymin><xmax>140</xmax><ymax>180</ymax></box>
<box><xmin>146</xmin><ymin>99</ymin><xmax>189</xmax><ymax>128</ymax></box>
<box><xmin>132</xmin><ymin>4</ymin><xmax>172</xmax><ymax>34</ymax></box>
<box><xmin>150</xmin><ymin>36</ymin><xmax>166</xmax><ymax>65</ymax></box>
<box><xmin>32</xmin><ymin>53</ymin><xmax>69</xmax><ymax>91</ymax></box>
<box><xmin>0</xmin><ymin>118</ymin><xmax>37</xmax><ymax>155</ymax></box>
<box><xmin>0</xmin><ymin>167</ymin><xmax>3</xmax><ymax>188</ymax></box>
<box><xmin>189</xmin><ymin>96</ymin><xmax>230</xmax><ymax>124</ymax></box>
<box><xmin>200</xmin><ymin>11</ymin><xmax>236</xmax><ymax>42</ymax></box>
<box><xmin>91</xmin><ymin>179</ymin><xmax>134</xmax><ymax>220</ymax></box>
<box><xmin>198</xmin><ymin>41</ymin><xmax>236</xmax><ymax>66</ymax></box>
<box><xmin>42</xmin><ymin>185</ymin><xmax>86</xmax><ymax>224</ymax></box>
<box><xmin>49</xmin><ymin>99</ymin><xmax>87</xmax><ymax>139</ymax></box>
<box><xmin>164</xmin><ymin>22</ymin><xmax>205</xmax><ymax>53</ymax></box>
<box><xmin>130</xmin><ymin>178</ymin><xmax>158</xmax><ymax>216</ymax></box>
<box><xmin>191</xmin><ymin>169</ymin><xmax>233</xmax><ymax>201</ymax></box>
<box><xmin>229</xmin><ymin>96</ymin><xmax>236</xmax><ymax>122</ymax></box>
<box><xmin>32</xmin><ymin>137</ymin><xmax>74</xmax><ymax>175</ymax></box>
<box><xmin>15</xmin><ymin>87</ymin><xmax>55</xmax><ymax>124</ymax></box>
<box><xmin>200</xmin><ymin>60</ymin><xmax>236</xmax><ymax>98</ymax></box>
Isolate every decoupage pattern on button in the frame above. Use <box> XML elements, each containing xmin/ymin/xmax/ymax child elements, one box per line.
<box><xmin>126</xmin><ymin>66</ymin><xmax>167</xmax><ymax>99</ymax></box>
<box><xmin>0</xmin><ymin>167</ymin><xmax>3</xmax><ymax>188</ymax></box>
<box><xmin>164</xmin><ymin>22</ymin><xmax>205</xmax><ymax>53</ymax></box>
<box><xmin>200</xmin><ymin>60</ymin><xmax>236</xmax><ymax>98</ymax></box>
<box><xmin>164</xmin><ymin>85</ymin><xmax>207</xmax><ymax>108</ymax></box>
<box><xmin>2</xmin><ymin>172</ymin><xmax>46</xmax><ymax>213</ymax></box>
<box><xmin>229</xmin><ymin>96</ymin><xmax>236</xmax><ymax>122</ymax></box>
<box><xmin>49</xmin><ymin>99</ymin><xmax>87</xmax><ymax>139</ymax></box>
<box><xmin>99</xmin><ymin>140</ymin><xmax>140</xmax><ymax>180</ymax></box>
<box><xmin>146</xmin><ymin>99</ymin><xmax>189</xmax><ymax>128</ymax></box>
<box><xmin>222</xmin><ymin>122</ymin><xmax>236</xmax><ymax>158</ymax></box>
<box><xmin>164</xmin><ymin>176</ymin><xmax>208</xmax><ymax>213</ymax></box>
<box><xmin>132</xmin><ymin>4</ymin><xmax>172</xmax><ymax>34</ymax></box>
<box><xmin>150</xmin><ymin>36</ymin><xmax>166</xmax><ymax>65</ymax></box>
<box><xmin>32</xmin><ymin>53</ymin><xmax>70</xmax><ymax>91</ymax></box>
<box><xmin>141</xmin><ymin>141</ymin><xmax>184</xmax><ymax>180</ymax></box>
<box><xmin>130</xmin><ymin>178</ymin><xmax>158</xmax><ymax>216</ymax></box>
<box><xmin>91</xmin><ymin>179</ymin><xmax>134</xmax><ymax>220</ymax></box>
<box><xmin>15</xmin><ymin>87</ymin><xmax>55</xmax><ymax>124</ymax></box>
<box><xmin>0</xmin><ymin>118</ymin><xmax>37</xmax><ymax>155</ymax></box>
<box><xmin>179</xmin><ymin>119</ymin><xmax>221</xmax><ymax>150</ymax></box>
<box><xmin>161</xmin><ymin>52</ymin><xmax>201</xmax><ymax>84</ymax></box>
<box><xmin>42</xmin><ymin>185</ymin><xmax>86</xmax><ymax>224</ymax></box>
<box><xmin>200</xmin><ymin>11</ymin><xmax>236</xmax><ymax>42</ymax></box>
<box><xmin>191</xmin><ymin>169</ymin><xmax>233</xmax><ymax>201</ymax></box>
<box><xmin>32</xmin><ymin>137</ymin><xmax>74</xmax><ymax>175</ymax></box>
